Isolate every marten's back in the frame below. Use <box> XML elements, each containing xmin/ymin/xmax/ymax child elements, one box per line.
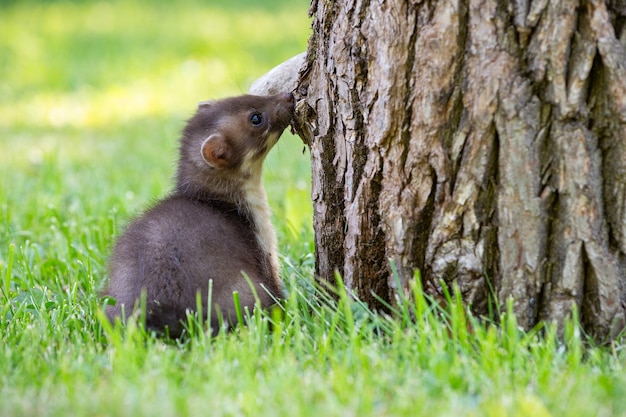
<box><xmin>105</xmin><ymin>195</ymin><xmax>279</xmax><ymax>337</ymax></box>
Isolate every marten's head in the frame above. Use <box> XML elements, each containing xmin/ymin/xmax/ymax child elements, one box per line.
<box><xmin>176</xmin><ymin>93</ymin><xmax>294</xmax><ymax>201</ymax></box>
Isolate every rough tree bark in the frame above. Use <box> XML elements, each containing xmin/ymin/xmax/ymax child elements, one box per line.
<box><xmin>288</xmin><ymin>0</ymin><xmax>626</xmax><ymax>339</ymax></box>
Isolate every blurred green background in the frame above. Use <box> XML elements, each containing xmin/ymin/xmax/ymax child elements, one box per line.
<box><xmin>0</xmin><ymin>0</ymin><xmax>313</xmax><ymax>287</ymax></box>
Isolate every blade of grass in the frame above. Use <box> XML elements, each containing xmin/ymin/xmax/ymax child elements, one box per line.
<box><xmin>3</xmin><ymin>242</ymin><xmax>15</xmax><ymax>300</ymax></box>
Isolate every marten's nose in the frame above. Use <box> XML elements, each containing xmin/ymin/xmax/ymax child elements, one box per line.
<box><xmin>278</xmin><ymin>92</ymin><xmax>294</xmax><ymax>106</ymax></box>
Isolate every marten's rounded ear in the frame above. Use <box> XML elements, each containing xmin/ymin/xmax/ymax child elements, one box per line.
<box><xmin>201</xmin><ymin>134</ymin><xmax>232</xmax><ymax>169</ymax></box>
<box><xmin>198</xmin><ymin>100</ymin><xmax>213</xmax><ymax>109</ymax></box>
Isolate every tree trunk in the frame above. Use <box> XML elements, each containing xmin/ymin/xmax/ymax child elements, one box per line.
<box><xmin>292</xmin><ymin>0</ymin><xmax>626</xmax><ymax>339</ymax></box>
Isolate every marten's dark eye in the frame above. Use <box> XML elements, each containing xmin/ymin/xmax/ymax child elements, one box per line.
<box><xmin>250</xmin><ymin>113</ymin><xmax>263</xmax><ymax>126</ymax></box>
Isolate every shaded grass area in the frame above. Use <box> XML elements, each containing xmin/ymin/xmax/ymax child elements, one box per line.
<box><xmin>2</xmin><ymin>1</ymin><xmax>626</xmax><ymax>416</ymax></box>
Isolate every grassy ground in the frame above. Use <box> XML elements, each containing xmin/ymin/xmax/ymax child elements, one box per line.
<box><xmin>1</xmin><ymin>1</ymin><xmax>626</xmax><ymax>416</ymax></box>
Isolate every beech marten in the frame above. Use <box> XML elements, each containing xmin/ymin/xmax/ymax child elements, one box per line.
<box><xmin>103</xmin><ymin>92</ymin><xmax>294</xmax><ymax>337</ymax></box>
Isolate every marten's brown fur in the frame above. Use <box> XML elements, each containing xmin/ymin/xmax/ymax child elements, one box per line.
<box><xmin>103</xmin><ymin>93</ymin><xmax>294</xmax><ymax>337</ymax></box>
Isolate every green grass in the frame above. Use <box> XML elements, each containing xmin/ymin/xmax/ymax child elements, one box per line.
<box><xmin>1</xmin><ymin>1</ymin><xmax>626</xmax><ymax>416</ymax></box>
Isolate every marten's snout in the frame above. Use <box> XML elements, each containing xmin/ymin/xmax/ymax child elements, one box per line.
<box><xmin>269</xmin><ymin>92</ymin><xmax>295</xmax><ymax>133</ymax></box>
<box><xmin>279</xmin><ymin>92</ymin><xmax>294</xmax><ymax>106</ymax></box>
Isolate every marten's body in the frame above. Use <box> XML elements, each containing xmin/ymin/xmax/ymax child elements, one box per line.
<box><xmin>103</xmin><ymin>93</ymin><xmax>294</xmax><ymax>337</ymax></box>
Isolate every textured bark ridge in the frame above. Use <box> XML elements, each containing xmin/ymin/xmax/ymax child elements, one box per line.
<box><xmin>293</xmin><ymin>0</ymin><xmax>626</xmax><ymax>339</ymax></box>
